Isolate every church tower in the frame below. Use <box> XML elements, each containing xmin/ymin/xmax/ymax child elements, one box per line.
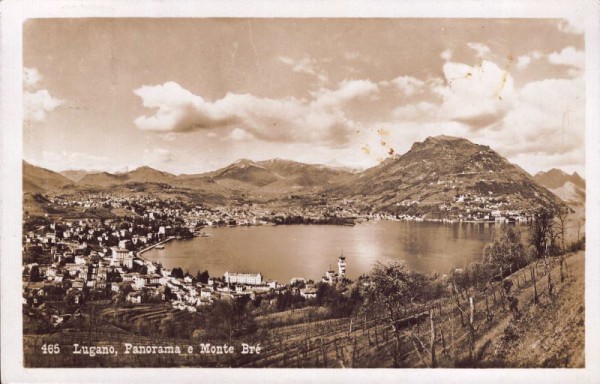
<box><xmin>337</xmin><ymin>253</ymin><xmax>346</xmax><ymax>278</ymax></box>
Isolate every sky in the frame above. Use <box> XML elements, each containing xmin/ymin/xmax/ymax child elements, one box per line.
<box><xmin>23</xmin><ymin>18</ymin><xmax>585</xmax><ymax>176</ymax></box>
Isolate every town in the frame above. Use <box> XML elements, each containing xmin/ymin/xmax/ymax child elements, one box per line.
<box><xmin>22</xmin><ymin>187</ymin><xmax>537</xmax><ymax>331</ymax></box>
<box><xmin>23</xmin><ymin>194</ymin><xmax>356</xmax><ymax>325</ymax></box>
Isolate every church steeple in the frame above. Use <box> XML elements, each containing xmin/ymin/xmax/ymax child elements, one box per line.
<box><xmin>337</xmin><ymin>253</ymin><xmax>346</xmax><ymax>277</ymax></box>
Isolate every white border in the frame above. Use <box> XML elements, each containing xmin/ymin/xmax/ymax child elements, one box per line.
<box><xmin>1</xmin><ymin>0</ymin><xmax>599</xmax><ymax>383</ymax></box>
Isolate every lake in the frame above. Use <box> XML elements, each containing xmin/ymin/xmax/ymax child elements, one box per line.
<box><xmin>142</xmin><ymin>221</ymin><xmax>524</xmax><ymax>283</ymax></box>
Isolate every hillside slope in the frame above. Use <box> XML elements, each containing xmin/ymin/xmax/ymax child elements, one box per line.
<box><xmin>332</xmin><ymin>135</ymin><xmax>565</xmax><ymax>217</ymax></box>
<box><xmin>23</xmin><ymin>161</ymin><xmax>72</xmax><ymax>193</ymax></box>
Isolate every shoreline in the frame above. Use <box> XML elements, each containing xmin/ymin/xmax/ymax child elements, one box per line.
<box><xmin>137</xmin><ymin>236</ymin><xmax>177</xmax><ymax>259</ymax></box>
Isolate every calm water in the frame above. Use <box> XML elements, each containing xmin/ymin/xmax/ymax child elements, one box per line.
<box><xmin>142</xmin><ymin>221</ymin><xmax>520</xmax><ymax>283</ymax></box>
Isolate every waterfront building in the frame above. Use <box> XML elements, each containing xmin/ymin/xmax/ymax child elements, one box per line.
<box><xmin>223</xmin><ymin>271</ymin><xmax>263</xmax><ymax>285</ymax></box>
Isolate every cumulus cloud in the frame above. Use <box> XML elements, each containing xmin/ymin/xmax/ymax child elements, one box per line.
<box><xmin>133</xmin><ymin>80</ymin><xmax>378</xmax><ymax>144</ymax></box>
<box><xmin>548</xmin><ymin>46</ymin><xmax>585</xmax><ymax>69</ymax></box>
<box><xmin>392</xmin><ymin>101</ymin><xmax>437</xmax><ymax>121</ymax></box>
<box><xmin>381</xmin><ymin>42</ymin><xmax>584</xmax><ymax>175</ymax></box>
<box><xmin>24</xmin><ymin>89</ymin><xmax>63</xmax><ymax>122</ymax></box>
<box><xmin>23</xmin><ymin>67</ymin><xmax>41</xmax><ymax>88</ymax></box>
<box><xmin>493</xmin><ymin>76</ymin><xmax>584</xmax><ymax>157</ymax></box>
<box><xmin>433</xmin><ymin>60</ymin><xmax>514</xmax><ymax>128</ymax></box>
<box><xmin>133</xmin><ymin>82</ymin><xmax>234</xmax><ymax>132</ymax></box>
<box><xmin>23</xmin><ymin>67</ymin><xmax>63</xmax><ymax>122</ymax></box>
<box><xmin>467</xmin><ymin>42</ymin><xmax>491</xmax><ymax>58</ymax></box>
<box><xmin>516</xmin><ymin>51</ymin><xmax>543</xmax><ymax>70</ymax></box>
<box><xmin>390</xmin><ymin>76</ymin><xmax>425</xmax><ymax>97</ymax></box>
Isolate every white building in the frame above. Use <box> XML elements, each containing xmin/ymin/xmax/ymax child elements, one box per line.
<box><xmin>111</xmin><ymin>247</ymin><xmax>128</xmax><ymax>266</ymax></box>
<box><xmin>338</xmin><ymin>254</ymin><xmax>346</xmax><ymax>277</ymax></box>
<box><xmin>110</xmin><ymin>247</ymin><xmax>133</xmax><ymax>269</ymax></box>
<box><xmin>223</xmin><ymin>271</ymin><xmax>263</xmax><ymax>286</ymax></box>
<box><xmin>300</xmin><ymin>286</ymin><xmax>318</xmax><ymax>299</ymax></box>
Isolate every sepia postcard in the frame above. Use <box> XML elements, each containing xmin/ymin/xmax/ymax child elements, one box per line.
<box><xmin>1</xmin><ymin>0</ymin><xmax>599</xmax><ymax>383</ymax></box>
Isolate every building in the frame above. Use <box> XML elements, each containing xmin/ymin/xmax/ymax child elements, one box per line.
<box><xmin>223</xmin><ymin>271</ymin><xmax>263</xmax><ymax>286</ymax></box>
<box><xmin>110</xmin><ymin>247</ymin><xmax>129</xmax><ymax>267</ymax></box>
<box><xmin>300</xmin><ymin>286</ymin><xmax>318</xmax><ymax>299</ymax></box>
<box><xmin>338</xmin><ymin>254</ymin><xmax>346</xmax><ymax>277</ymax></box>
<box><xmin>324</xmin><ymin>269</ymin><xmax>336</xmax><ymax>285</ymax></box>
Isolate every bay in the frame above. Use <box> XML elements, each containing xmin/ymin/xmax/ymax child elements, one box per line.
<box><xmin>142</xmin><ymin>221</ymin><xmax>523</xmax><ymax>283</ymax></box>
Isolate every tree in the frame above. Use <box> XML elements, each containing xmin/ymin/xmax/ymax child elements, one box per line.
<box><xmin>529</xmin><ymin>208</ymin><xmax>556</xmax><ymax>259</ymax></box>
<box><xmin>29</xmin><ymin>265</ymin><xmax>42</xmax><ymax>282</ymax></box>
<box><xmin>198</xmin><ymin>270</ymin><xmax>210</xmax><ymax>284</ymax></box>
<box><xmin>485</xmin><ymin>226</ymin><xmax>528</xmax><ymax>276</ymax></box>
<box><xmin>362</xmin><ymin>262</ymin><xmax>422</xmax><ymax>367</ymax></box>
<box><xmin>555</xmin><ymin>206</ymin><xmax>570</xmax><ymax>251</ymax></box>
<box><xmin>170</xmin><ymin>267</ymin><xmax>184</xmax><ymax>279</ymax></box>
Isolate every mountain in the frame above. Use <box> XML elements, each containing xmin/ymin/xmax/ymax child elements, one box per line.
<box><xmin>534</xmin><ymin>168</ymin><xmax>585</xmax><ymax>205</ymax></box>
<box><xmin>78</xmin><ymin>172</ymin><xmax>129</xmax><ymax>187</ymax></box>
<box><xmin>60</xmin><ymin>170</ymin><xmax>94</xmax><ymax>182</ymax></box>
<box><xmin>23</xmin><ymin>161</ymin><xmax>73</xmax><ymax>193</ymax></box>
<box><xmin>124</xmin><ymin>166</ymin><xmax>177</xmax><ymax>184</ymax></box>
<box><xmin>201</xmin><ymin>158</ymin><xmax>354</xmax><ymax>193</ymax></box>
<box><xmin>534</xmin><ymin>168</ymin><xmax>585</xmax><ymax>190</ymax></box>
<box><xmin>77</xmin><ymin>166</ymin><xmax>175</xmax><ymax>187</ymax></box>
<box><xmin>331</xmin><ymin>135</ymin><xmax>566</xmax><ymax>217</ymax></box>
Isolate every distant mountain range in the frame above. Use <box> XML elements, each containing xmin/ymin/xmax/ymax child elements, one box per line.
<box><xmin>534</xmin><ymin>168</ymin><xmax>586</xmax><ymax>206</ymax></box>
<box><xmin>23</xmin><ymin>136</ymin><xmax>577</xmax><ymax>215</ymax></box>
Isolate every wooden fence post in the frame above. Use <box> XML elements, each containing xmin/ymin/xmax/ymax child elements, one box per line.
<box><xmin>469</xmin><ymin>297</ymin><xmax>476</xmax><ymax>365</ymax></box>
<box><xmin>430</xmin><ymin>309</ymin><xmax>436</xmax><ymax>368</ymax></box>
<box><xmin>530</xmin><ymin>266</ymin><xmax>538</xmax><ymax>304</ymax></box>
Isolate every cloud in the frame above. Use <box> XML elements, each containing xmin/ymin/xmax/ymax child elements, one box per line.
<box><xmin>516</xmin><ymin>51</ymin><xmax>543</xmax><ymax>70</ymax></box>
<box><xmin>433</xmin><ymin>60</ymin><xmax>514</xmax><ymax>128</ymax></box>
<box><xmin>548</xmin><ymin>46</ymin><xmax>585</xmax><ymax>69</ymax></box>
<box><xmin>467</xmin><ymin>42</ymin><xmax>491</xmax><ymax>58</ymax></box>
<box><xmin>440</xmin><ymin>49</ymin><xmax>452</xmax><ymax>62</ymax></box>
<box><xmin>23</xmin><ymin>67</ymin><xmax>41</xmax><ymax>88</ymax></box>
<box><xmin>23</xmin><ymin>67</ymin><xmax>63</xmax><ymax>122</ymax></box>
<box><xmin>382</xmin><ymin>42</ymin><xmax>584</xmax><ymax>175</ymax></box>
<box><xmin>517</xmin><ymin>55</ymin><xmax>531</xmax><ymax>70</ymax></box>
<box><xmin>229</xmin><ymin>128</ymin><xmax>255</xmax><ymax>141</ymax></box>
<box><xmin>24</xmin><ymin>89</ymin><xmax>63</xmax><ymax>122</ymax></box>
<box><xmin>277</xmin><ymin>55</ymin><xmax>329</xmax><ymax>84</ymax></box>
<box><xmin>390</xmin><ymin>76</ymin><xmax>425</xmax><ymax>97</ymax></box>
<box><xmin>133</xmin><ymin>79</ymin><xmax>378</xmax><ymax>144</ymax></box>
<box><xmin>133</xmin><ymin>82</ymin><xmax>234</xmax><ymax>132</ymax></box>
<box><xmin>392</xmin><ymin>101</ymin><xmax>437</xmax><ymax>121</ymax></box>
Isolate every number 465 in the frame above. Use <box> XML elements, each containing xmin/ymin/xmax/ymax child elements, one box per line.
<box><xmin>41</xmin><ymin>343</ymin><xmax>60</xmax><ymax>354</ymax></box>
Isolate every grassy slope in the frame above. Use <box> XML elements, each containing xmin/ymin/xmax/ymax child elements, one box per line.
<box><xmin>477</xmin><ymin>250</ymin><xmax>584</xmax><ymax>367</ymax></box>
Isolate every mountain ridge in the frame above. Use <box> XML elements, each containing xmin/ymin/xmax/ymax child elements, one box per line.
<box><xmin>22</xmin><ymin>136</ymin><xmax>572</xmax><ymax>217</ymax></box>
